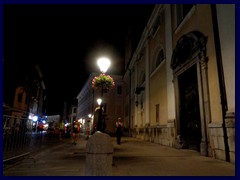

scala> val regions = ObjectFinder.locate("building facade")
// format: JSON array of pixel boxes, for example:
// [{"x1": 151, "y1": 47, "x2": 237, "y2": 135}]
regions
[
  {"x1": 76, "y1": 72, "x2": 125, "y2": 135},
  {"x1": 123, "y1": 4, "x2": 235, "y2": 163},
  {"x1": 3, "y1": 63, "x2": 47, "y2": 130}
]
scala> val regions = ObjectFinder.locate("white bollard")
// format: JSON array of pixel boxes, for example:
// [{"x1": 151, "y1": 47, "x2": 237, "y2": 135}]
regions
[{"x1": 85, "y1": 131, "x2": 113, "y2": 176}]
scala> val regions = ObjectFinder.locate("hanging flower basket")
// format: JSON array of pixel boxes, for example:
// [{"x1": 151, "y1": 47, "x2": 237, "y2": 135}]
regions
[{"x1": 92, "y1": 73, "x2": 115, "y2": 90}]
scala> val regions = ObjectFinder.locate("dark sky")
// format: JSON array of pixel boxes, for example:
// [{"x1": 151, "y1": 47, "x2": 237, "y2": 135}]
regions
[{"x1": 4, "y1": 4, "x2": 155, "y2": 115}]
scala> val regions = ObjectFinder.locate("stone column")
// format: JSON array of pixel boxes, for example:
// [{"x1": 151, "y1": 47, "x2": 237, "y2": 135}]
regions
[
  {"x1": 165, "y1": 4, "x2": 176, "y2": 121},
  {"x1": 145, "y1": 39, "x2": 150, "y2": 125},
  {"x1": 198, "y1": 50, "x2": 210, "y2": 156}
]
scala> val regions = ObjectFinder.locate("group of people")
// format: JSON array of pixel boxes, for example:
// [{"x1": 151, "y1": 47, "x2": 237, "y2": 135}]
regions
[
  {"x1": 53, "y1": 117, "x2": 124, "y2": 145},
  {"x1": 62, "y1": 120, "x2": 81, "y2": 145},
  {"x1": 46, "y1": 119, "x2": 81, "y2": 145}
]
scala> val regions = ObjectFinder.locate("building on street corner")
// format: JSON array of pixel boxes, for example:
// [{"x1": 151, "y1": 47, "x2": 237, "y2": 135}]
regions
[{"x1": 123, "y1": 4, "x2": 235, "y2": 163}]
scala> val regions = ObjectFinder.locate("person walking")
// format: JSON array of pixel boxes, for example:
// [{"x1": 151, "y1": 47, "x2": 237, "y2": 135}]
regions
[
  {"x1": 72, "y1": 120, "x2": 80, "y2": 145},
  {"x1": 59, "y1": 119, "x2": 65, "y2": 141},
  {"x1": 116, "y1": 117, "x2": 124, "y2": 145}
]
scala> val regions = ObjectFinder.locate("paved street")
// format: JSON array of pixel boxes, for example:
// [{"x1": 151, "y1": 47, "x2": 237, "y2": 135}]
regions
[{"x1": 3, "y1": 134, "x2": 235, "y2": 176}]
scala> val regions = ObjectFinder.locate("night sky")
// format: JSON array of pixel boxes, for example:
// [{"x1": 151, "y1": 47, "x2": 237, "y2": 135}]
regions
[{"x1": 3, "y1": 4, "x2": 155, "y2": 115}]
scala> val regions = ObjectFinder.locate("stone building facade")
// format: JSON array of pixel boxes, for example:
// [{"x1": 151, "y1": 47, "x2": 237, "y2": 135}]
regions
[{"x1": 123, "y1": 4, "x2": 235, "y2": 163}]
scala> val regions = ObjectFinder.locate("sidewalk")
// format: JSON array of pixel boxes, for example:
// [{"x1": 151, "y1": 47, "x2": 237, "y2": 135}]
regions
[{"x1": 3, "y1": 134, "x2": 235, "y2": 176}]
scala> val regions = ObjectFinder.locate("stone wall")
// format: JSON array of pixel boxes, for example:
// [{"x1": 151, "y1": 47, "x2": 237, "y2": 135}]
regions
[
  {"x1": 225, "y1": 112, "x2": 235, "y2": 164},
  {"x1": 208, "y1": 112, "x2": 235, "y2": 164},
  {"x1": 132, "y1": 120, "x2": 176, "y2": 147},
  {"x1": 132, "y1": 117, "x2": 235, "y2": 164}
]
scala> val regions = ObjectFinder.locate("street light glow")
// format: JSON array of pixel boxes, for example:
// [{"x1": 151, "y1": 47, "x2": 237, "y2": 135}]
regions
[
  {"x1": 97, "y1": 98, "x2": 102, "y2": 106},
  {"x1": 97, "y1": 57, "x2": 110, "y2": 73}
]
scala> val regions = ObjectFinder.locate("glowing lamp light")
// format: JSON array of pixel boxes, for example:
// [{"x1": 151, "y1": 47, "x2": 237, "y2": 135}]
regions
[
  {"x1": 97, "y1": 98, "x2": 102, "y2": 106},
  {"x1": 97, "y1": 57, "x2": 110, "y2": 73}
]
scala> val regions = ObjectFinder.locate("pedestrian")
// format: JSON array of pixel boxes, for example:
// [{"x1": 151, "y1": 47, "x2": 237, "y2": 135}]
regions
[
  {"x1": 54, "y1": 127, "x2": 59, "y2": 139},
  {"x1": 116, "y1": 117, "x2": 124, "y2": 145},
  {"x1": 38, "y1": 121, "x2": 44, "y2": 132},
  {"x1": 72, "y1": 120, "x2": 80, "y2": 145},
  {"x1": 65, "y1": 125, "x2": 71, "y2": 138},
  {"x1": 59, "y1": 119, "x2": 65, "y2": 140}
]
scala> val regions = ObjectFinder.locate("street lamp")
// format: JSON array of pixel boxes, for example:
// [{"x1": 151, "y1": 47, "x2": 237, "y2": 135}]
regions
[
  {"x1": 87, "y1": 114, "x2": 92, "y2": 139},
  {"x1": 96, "y1": 57, "x2": 110, "y2": 132},
  {"x1": 97, "y1": 57, "x2": 110, "y2": 73},
  {"x1": 88, "y1": 114, "x2": 92, "y2": 122},
  {"x1": 97, "y1": 98, "x2": 102, "y2": 106}
]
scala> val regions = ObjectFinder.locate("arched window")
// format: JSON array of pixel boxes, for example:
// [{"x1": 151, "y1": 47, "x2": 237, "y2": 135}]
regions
[
  {"x1": 152, "y1": 47, "x2": 165, "y2": 73},
  {"x1": 156, "y1": 49, "x2": 164, "y2": 67}
]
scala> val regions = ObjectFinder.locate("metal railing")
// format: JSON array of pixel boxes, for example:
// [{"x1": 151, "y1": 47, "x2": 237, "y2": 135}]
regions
[
  {"x1": 3, "y1": 115, "x2": 61, "y2": 162},
  {"x1": 3, "y1": 115, "x2": 35, "y2": 161}
]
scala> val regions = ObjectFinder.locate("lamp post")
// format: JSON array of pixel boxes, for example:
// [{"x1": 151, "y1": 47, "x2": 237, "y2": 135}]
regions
[
  {"x1": 97, "y1": 98, "x2": 103, "y2": 131},
  {"x1": 96, "y1": 57, "x2": 110, "y2": 132},
  {"x1": 87, "y1": 114, "x2": 92, "y2": 138}
]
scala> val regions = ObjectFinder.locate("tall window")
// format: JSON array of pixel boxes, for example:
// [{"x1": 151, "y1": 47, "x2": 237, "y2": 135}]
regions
[
  {"x1": 156, "y1": 104, "x2": 159, "y2": 123},
  {"x1": 140, "y1": 95, "x2": 144, "y2": 109},
  {"x1": 176, "y1": 4, "x2": 194, "y2": 25},
  {"x1": 152, "y1": 48, "x2": 165, "y2": 73},
  {"x1": 142, "y1": 73, "x2": 145, "y2": 84},
  {"x1": 156, "y1": 49, "x2": 164, "y2": 67}
]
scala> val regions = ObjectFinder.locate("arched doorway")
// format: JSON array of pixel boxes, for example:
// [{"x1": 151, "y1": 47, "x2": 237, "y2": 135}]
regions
[{"x1": 171, "y1": 31, "x2": 210, "y2": 156}]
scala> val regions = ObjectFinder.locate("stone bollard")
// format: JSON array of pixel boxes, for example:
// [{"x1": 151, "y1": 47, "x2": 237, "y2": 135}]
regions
[{"x1": 85, "y1": 131, "x2": 113, "y2": 176}]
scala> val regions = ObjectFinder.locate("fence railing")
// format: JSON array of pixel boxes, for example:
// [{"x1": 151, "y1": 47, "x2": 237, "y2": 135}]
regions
[
  {"x1": 3, "y1": 115, "x2": 34, "y2": 161},
  {"x1": 3, "y1": 115, "x2": 62, "y2": 162}
]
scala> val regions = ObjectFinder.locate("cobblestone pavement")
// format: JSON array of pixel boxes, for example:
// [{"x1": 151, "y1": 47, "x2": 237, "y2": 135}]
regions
[{"x1": 3, "y1": 134, "x2": 235, "y2": 176}]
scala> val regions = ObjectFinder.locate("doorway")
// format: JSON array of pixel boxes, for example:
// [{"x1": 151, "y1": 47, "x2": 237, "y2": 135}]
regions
[{"x1": 178, "y1": 65, "x2": 201, "y2": 151}]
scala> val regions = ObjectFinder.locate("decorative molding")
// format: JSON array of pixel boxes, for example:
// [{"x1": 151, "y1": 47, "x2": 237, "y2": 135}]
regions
[{"x1": 171, "y1": 31, "x2": 207, "y2": 70}]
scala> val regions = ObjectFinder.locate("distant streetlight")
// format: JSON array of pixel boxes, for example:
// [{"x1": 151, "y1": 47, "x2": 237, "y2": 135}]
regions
[{"x1": 97, "y1": 98, "x2": 102, "y2": 106}]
